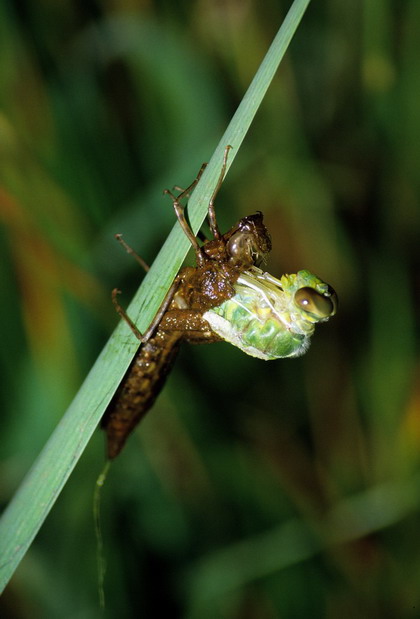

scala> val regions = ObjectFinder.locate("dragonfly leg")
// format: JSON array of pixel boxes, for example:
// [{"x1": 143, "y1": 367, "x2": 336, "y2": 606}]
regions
[
  {"x1": 168, "y1": 196, "x2": 204, "y2": 264},
  {"x1": 112, "y1": 288, "x2": 144, "y2": 340},
  {"x1": 142, "y1": 277, "x2": 183, "y2": 340},
  {"x1": 207, "y1": 145, "x2": 232, "y2": 241},
  {"x1": 164, "y1": 162, "x2": 207, "y2": 205},
  {"x1": 112, "y1": 277, "x2": 182, "y2": 343},
  {"x1": 115, "y1": 233, "x2": 149, "y2": 272},
  {"x1": 173, "y1": 162, "x2": 207, "y2": 202},
  {"x1": 164, "y1": 164, "x2": 208, "y2": 266}
]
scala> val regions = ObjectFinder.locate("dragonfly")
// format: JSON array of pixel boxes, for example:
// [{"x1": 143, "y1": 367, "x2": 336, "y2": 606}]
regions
[{"x1": 102, "y1": 147, "x2": 337, "y2": 459}]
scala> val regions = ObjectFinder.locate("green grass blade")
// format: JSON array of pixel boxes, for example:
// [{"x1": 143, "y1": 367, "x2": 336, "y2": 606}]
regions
[{"x1": 0, "y1": 0, "x2": 311, "y2": 593}]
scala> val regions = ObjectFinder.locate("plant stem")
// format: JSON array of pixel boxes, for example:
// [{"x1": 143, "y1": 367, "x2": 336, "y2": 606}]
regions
[{"x1": 0, "y1": 0, "x2": 311, "y2": 593}]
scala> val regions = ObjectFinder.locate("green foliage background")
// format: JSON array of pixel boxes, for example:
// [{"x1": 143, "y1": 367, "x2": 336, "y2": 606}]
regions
[{"x1": 0, "y1": 1, "x2": 419, "y2": 617}]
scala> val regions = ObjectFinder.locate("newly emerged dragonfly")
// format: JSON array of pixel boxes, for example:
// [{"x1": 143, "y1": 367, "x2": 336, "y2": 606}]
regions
[{"x1": 102, "y1": 147, "x2": 337, "y2": 459}]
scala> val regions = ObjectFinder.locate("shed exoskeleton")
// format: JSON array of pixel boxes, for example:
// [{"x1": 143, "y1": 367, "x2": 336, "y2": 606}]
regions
[{"x1": 102, "y1": 147, "x2": 336, "y2": 459}]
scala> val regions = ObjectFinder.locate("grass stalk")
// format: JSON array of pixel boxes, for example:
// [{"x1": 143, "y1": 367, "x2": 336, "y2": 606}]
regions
[{"x1": 0, "y1": 0, "x2": 311, "y2": 592}]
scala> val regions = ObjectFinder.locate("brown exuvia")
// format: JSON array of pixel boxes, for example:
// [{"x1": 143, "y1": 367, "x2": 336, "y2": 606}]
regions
[{"x1": 101, "y1": 147, "x2": 272, "y2": 459}]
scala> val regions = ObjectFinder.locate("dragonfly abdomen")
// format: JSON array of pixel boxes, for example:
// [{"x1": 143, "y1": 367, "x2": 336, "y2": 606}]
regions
[{"x1": 102, "y1": 329, "x2": 182, "y2": 459}]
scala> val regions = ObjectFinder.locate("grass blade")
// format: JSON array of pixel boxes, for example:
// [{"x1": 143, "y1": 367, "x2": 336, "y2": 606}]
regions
[{"x1": 0, "y1": 0, "x2": 311, "y2": 592}]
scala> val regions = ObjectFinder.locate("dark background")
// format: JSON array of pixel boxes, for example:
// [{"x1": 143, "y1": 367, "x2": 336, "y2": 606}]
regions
[{"x1": 0, "y1": 1, "x2": 419, "y2": 617}]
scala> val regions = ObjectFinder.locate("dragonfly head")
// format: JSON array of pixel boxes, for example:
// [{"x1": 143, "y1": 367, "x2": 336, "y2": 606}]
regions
[
  {"x1": 226, "y1": 212, "x2": 272, "y2": 268},
  {"x1": 286, "y1": 270, "x2": 337, "y2": 323}
]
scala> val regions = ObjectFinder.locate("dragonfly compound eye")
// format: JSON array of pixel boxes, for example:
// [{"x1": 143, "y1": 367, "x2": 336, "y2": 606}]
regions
[{"x1": 294, "y1": 287, "x2": 336, "y2": 319}]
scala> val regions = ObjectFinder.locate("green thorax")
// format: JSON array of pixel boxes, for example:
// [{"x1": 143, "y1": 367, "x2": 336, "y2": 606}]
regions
[{"x1": 203, "y1": 267, "x2": 337, "y2": 360}]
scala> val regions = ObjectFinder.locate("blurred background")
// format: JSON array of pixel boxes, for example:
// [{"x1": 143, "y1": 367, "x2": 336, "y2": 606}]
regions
[{"x1": 0, "y1": 0, "x2": 419, "y2": 617}]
